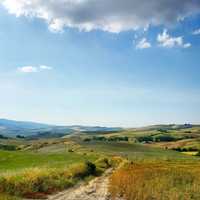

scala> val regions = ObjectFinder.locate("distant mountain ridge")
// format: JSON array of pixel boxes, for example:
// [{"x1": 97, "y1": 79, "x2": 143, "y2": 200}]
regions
[
  {"x1": 0, "y1": 118, "x2": 51, "y2": 129},
  {"x1": 0, "y1": 119, "x2": 122, "y2": 137}
]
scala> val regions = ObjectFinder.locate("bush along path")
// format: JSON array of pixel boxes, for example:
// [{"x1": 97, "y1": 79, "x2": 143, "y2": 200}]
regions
[
  {"x1": 47, "y1": 157, "x2": 124, "y2": 200},
  {"x1": 48, "y1": 167, "x2": 113, "y2": 200},
  {"x1": 0, "y1": 157, "x2": 115, "y2": 200}
]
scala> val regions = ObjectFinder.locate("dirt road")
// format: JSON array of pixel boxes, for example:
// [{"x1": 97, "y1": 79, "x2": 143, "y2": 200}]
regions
[{"x1": 48, "y1": 168, "x2": 113, "y2": 200}]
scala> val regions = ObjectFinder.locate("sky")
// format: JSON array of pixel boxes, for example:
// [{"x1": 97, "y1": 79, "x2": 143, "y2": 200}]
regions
[{"x1": 0, "y1": 0, "x2": 200, "y2": 127}]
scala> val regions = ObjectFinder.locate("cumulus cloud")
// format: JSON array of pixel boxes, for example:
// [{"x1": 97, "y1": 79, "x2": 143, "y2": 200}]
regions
[
  {"x1": 18, "y1": 66, "x2": 38, "y2": 73},
  {"x1": 136, "y1": 38, "x2": 151, "y2": 49},
  {"x1": 192, "y1": 29, "x2": 200, "y2": 35},
  {"x1": 18, "y1": 65, "x2": 52, "y2": 73},
  {"x1": 1, "y1": 0, "x2": 200, "y2": 33},
  {"x1": 157, "y1": 29, "x2": 191, "y2": 48}
]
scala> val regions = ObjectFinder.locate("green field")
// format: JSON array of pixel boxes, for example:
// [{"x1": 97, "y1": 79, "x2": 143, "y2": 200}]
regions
[
  {"x1": 1, "y1": 124, "x2": 200, "y2": 199},
  {"x1": 78, "y1": 140, "x2": 199, "y2": 161},
  {"x1": 0, "y1": 150, "x2": 97, "y2": 173},
  {"x1": 80, "y1": 124, "x2": 200, "y2": 153}
]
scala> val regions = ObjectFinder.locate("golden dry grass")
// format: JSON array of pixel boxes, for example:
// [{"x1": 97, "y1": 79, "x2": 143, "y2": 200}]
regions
[{"x1": 109, "y1": 162, "x2": 200, "y2": 200}]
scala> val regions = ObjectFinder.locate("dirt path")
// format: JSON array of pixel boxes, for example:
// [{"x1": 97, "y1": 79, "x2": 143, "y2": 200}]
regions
[{"x1": 48, "y1": 168, "x2": 113, "y2": 200}]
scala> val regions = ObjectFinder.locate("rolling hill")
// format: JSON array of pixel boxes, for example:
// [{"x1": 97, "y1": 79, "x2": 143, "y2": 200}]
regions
[{"x1": 0, "y1": 119, "x2": 122, "y2": 137}]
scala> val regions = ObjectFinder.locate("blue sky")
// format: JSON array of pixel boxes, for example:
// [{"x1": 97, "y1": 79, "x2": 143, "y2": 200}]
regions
[{"x1": 0, "y1": 1, "x2": 200, "y2": 127}]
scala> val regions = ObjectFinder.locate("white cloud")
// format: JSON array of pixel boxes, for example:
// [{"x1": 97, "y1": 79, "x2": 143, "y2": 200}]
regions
[
  {"x1": 183, "y1": 43, "x2": 191, "y2": 48},
  {"x1": 157, "y1": 29, "x2": 191, "y2": 48},
  {"x1": 18, "y1": 66, "x2": 38, "y2": 73},
  {"x1": 1, "y1": 0, "x2": 200, "y2": 33},
  {"x1": 18, "y1": 65, "x2": 52, "y2": 73},
  {"x1": 136, "y1": 38, "x2": 151, "y2": 49},
  {"x1": 39, "y1": 65, "x2": 52, "y2": 70},
  {"x1": 192, "y1": 29, "x2": 200, "y2": 35}
]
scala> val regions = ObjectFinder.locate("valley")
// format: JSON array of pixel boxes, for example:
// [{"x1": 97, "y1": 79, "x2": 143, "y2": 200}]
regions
[{"x1": 1, "y1": 120, "x2": 200, "y2": 199}]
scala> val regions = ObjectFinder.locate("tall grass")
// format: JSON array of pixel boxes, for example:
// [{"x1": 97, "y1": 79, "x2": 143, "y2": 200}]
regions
[
  {"x1": 109, "y1": 162, "x2": 200, "y2": 200},
  {"x1": 0, "y1": 158, "x2": 111, "y2": 199},
  {"x1": 0, "y1": 194, "x2": 20, "y2": 200}
]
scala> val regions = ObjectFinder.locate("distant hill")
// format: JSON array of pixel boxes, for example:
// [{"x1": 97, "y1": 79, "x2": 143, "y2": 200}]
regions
[
  {"x1": 0, "y1": 118, "x2": 51, "y2": 129},
  {"x1": 0, "y1": 119, "x2": 122, "y2": 138},
  {"x1": 134, "y1": 124, "x2": 196, "y2": 131},
  {"x1": 0, "y1": 119, "x2": 51, "y2": 136}
]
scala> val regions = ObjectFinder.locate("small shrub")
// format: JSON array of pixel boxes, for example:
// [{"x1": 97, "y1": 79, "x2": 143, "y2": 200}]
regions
[
  {"x1": 95, "y1": 158, "x2": 111, "y2": 169},
  {"x1": 158, "y1": 129, "x2": 168, "y2": 133},
  {"x1": 0, "y1": 135, "x2": 8, "y2": 139},
  {"x1": 83, "y1": 138, "x2": 91, "y2": 142},
  {"x1": 137, "y1": 136, "x2": 153, "y2": 143},
  {"x1": 85, "y1": 161, "x2": 96, "y2": 175},
  {"x1": 16, "y1": 135, "x2": 25, "y2": 139},
  {"x1": 0, "y1": 144, "x2": 16, "y2": 151},
  {"x1": 154, "y1": 135, "x2": 176, "y2": 142},
  {"x1": 196, "y1": 151, "x2": 200, "y2": 156}
]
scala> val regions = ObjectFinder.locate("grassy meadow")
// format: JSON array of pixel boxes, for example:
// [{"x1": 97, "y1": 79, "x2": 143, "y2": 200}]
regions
[
  {"x1": 1, "y1": 124, "x2": 200, "y2": 199},
  {"x1": 0, "y1": 138, "x2": 111, "y2": 199},
  {"x1": 78, "y1": 139, "x2": 200, "y2": 162},
  {"x1": 0, "y1": 150, "x2": 97, "y2": 172}
]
